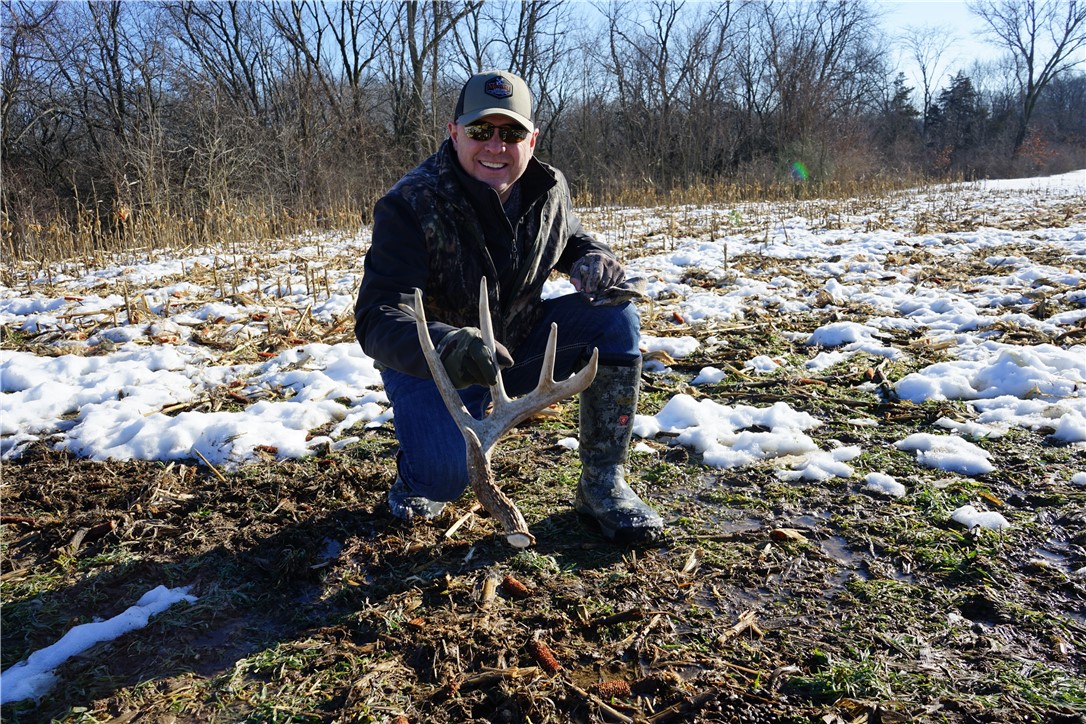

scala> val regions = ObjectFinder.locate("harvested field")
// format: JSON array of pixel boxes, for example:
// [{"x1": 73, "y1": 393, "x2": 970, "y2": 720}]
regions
[{"x1": 2, "y1": 173, "x2": 1085, "y2": 723}]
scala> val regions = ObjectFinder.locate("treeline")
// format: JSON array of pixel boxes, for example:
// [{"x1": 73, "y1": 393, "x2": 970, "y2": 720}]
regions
[{"x1": 3, "y1": 0, "x2": 1085, "y2": 260}]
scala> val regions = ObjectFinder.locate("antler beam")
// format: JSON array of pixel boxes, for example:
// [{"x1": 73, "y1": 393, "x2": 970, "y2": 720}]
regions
[{"x1": 411, "y1": 278, "x2": 598, "y2": 547}]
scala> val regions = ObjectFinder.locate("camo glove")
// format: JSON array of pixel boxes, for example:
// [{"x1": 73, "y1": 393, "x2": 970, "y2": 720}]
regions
[
  {"x1": 437, "y1": 327, "x2": 514, "y2": 389},
  {"x1": 570, "y1": 252, "x2": 625, "y2": 296}
]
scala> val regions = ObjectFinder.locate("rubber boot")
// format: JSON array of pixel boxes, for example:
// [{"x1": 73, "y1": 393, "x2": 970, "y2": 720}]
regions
[{"x1": 575, "y1": 359, "x2": 664, "y2": 543}]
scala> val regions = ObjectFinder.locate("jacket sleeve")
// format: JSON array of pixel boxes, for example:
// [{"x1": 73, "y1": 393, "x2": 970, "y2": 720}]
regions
[{"x1": 354, "y1": 194, "x2": 456, "y2": 378}]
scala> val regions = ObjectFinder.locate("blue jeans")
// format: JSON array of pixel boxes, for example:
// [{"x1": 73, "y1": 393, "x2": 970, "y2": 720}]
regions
[{"x1": 382, "y1": 294, "x2": 640, "y2": 502}]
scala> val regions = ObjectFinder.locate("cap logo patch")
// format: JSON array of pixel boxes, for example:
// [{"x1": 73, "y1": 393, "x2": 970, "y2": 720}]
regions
[{"x1": 485, "y1": 77, "x2": 513, "y2": 99}]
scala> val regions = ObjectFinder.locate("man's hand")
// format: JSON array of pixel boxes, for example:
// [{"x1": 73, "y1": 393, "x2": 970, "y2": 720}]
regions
[
  {"x1": 570, "y1": 252, "x2": 625, "y2": 296},
  {"x1": 437, "y1": 327, "x2": 514, "y2": 389}
]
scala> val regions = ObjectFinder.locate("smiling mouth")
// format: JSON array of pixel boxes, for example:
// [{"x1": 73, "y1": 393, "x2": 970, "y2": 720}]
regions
[{"x1": 480, "y1": 161, "x2": 506, "y2": 169}]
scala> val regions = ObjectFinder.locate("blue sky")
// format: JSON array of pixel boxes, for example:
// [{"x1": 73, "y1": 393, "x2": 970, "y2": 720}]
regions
[{"x1": 878, "y1": 0, "x2": 1008, "y2": 97}]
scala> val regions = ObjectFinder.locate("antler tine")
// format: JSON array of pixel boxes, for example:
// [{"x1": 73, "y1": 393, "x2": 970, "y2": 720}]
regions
[
  {"x1": 477, "y1": 277, "x2": 511, "y2": 405},
  {"x1": 538, "y1": 319, "x2": 599, "y2": 395},
  {"x1": 412, "y1": 288, "x2": 475, "y2": 431},
  {"x1": 476, "y1": 324, "x2": 598, "y2": 451}
]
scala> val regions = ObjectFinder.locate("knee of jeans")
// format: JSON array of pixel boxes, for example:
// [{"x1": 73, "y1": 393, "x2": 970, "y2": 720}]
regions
[
  {"x1": 403, "y1": 456, "x2": 470, "y2": 502},
  {"x1": 596, "y1": 303, "x2": 641, "y2": 363},
  {"x1": 616, "y1": 303, "x2": 641, "y2": 338}
]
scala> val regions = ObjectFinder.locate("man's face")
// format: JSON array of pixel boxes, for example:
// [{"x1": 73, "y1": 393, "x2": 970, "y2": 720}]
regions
[{"x1": 449, "y1": 114, "x2": 538, "y2": 202}]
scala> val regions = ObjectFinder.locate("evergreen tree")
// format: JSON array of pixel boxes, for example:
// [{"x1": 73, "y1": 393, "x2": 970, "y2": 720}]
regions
[
  {"x1": 928, "y1": 72, "x2": 988, "y2": 173},
  {"x1": 877, "y1": 73, "x2": 921, "y2": 149}
]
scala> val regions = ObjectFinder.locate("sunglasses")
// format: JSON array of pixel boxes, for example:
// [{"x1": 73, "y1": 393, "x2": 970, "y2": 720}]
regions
[{"x1": 463, "y1": 122, "x2": 530, "y2": 144}]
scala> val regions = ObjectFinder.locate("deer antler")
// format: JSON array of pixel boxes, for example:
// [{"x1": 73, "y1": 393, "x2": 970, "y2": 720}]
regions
[{"x1": 411, "y1": 278, "x2": 599, "y2": 548}]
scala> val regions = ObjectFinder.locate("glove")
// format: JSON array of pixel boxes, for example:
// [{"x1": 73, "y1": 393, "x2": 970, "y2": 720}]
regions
[
  {"x1": 437, "y1": 327, "x2": 514, "y2": 389},
  {"x1": 570, "y1": 253, "x2": 625, "y2": 296},
  {"x1": 588, "y1": 276, "x2": 648, "y2": 306}
]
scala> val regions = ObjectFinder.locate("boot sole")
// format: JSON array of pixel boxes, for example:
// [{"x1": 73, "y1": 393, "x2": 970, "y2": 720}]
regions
[{"x1": 575, "y1": 507, "x2": 664, "y2": 545}]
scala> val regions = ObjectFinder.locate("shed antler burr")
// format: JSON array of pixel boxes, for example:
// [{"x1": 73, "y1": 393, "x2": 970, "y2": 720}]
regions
[{"x1": 411, "y1": 278, "x2": 598, "y2": 548}]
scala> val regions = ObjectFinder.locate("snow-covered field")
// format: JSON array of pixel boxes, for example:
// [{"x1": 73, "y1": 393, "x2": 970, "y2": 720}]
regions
[{"x1": 2, "y1": 173, "x2": 1084, "y2": 482}]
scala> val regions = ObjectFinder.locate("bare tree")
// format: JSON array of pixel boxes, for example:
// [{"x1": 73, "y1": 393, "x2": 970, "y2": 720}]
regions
[
  {"x1": 2, "y1": 1, "x2": 59, "y2": 157},
  {"x1": 268, "y1": 1, "x2": 388, "y2": 124},
  {"x1": 380, "y1": 1, "x2": 479, "y2": 159},
  {"x1": 747, "y1": 0, "x2": 886, "y2": 177},
  {"x1": 170, "y1": 1, "x2": 280, "y2": 120},
  {"x1": 899, "y1": 24, "x2": 959, "y2": 136},
  {"x1": 2, "y1": 0, "x2": 63, "y2": 249},
  {"x1": 12, "y1": 1, "x2": 172, "y2": 230},
  {"x1": 1035, "y1": 69, "x2": 1086, "y2": 142},
  {"x1": 969, "y1": 0, "x2": 1086, "y2": 153},
  {"x1": 601, "y1": 0, "x2": 739, "y2": 187}
]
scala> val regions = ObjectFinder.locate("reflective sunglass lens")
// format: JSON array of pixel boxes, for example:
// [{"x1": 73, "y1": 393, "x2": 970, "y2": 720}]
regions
[
  {"x1": 465, "y1": 123, "x2": 528, "y2": 143},
  {"x1": 500, "y1": 127, "x2": 529, "y2": 143},
  {"x1": 465, "y1": 124, "x2": 493, "y2": 141}
]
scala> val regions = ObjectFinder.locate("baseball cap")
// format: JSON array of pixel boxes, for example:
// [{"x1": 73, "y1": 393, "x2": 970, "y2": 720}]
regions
[{"x1": 454, "y1": 71, "x2": 534, "y2": 133}]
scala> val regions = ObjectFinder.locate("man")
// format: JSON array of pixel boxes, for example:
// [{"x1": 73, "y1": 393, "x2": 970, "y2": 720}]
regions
[{"x1": 354, "y1": 70, "x2": 663, "y2": 544}]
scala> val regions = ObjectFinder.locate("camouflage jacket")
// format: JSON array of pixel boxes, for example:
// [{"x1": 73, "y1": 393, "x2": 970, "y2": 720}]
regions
[{"x1": 354, "y1": 140, "x2": 614, "y2": 379}]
